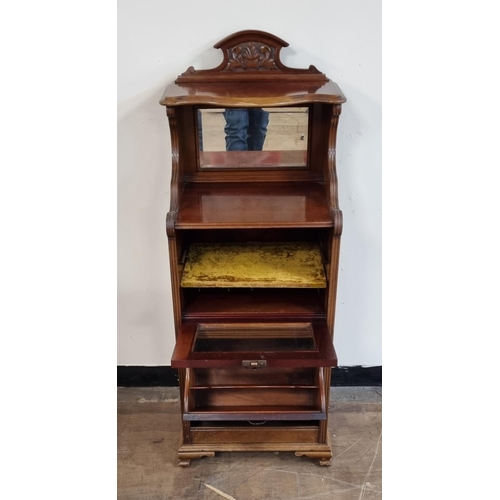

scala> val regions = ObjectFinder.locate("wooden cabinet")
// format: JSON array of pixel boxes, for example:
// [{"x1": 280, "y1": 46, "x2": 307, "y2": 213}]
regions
[{"x1": 160, "y1": 30, "x2": 346, "y2": 466}]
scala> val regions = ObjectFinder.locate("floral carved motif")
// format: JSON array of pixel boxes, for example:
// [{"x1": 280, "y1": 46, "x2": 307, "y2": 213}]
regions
[{"x1": 225, "y1": 42, "x2": 279, "y2": 71}]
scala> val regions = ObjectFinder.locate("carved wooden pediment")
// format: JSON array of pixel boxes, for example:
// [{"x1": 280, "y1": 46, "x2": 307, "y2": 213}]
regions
[{"x1": 176, "y1": 30, "x2": 327, "y2": 83}]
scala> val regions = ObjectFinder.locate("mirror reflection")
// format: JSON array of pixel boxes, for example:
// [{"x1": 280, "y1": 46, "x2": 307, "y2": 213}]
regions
[{"x1": 198, "y1": 107, "x2": 308, "y2": 169}]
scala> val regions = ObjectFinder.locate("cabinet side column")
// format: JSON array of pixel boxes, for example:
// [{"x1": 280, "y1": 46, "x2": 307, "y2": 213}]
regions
[
  {"x1": 318, "y1": 367, "x2": 331, "y2": 443},
  {"x1": 322, "y1": 104, "x2": 343, "y2": 464},
  {"x1": 166, "y1": 107, "x2": 182, "y2": 336},
  {"x1": 166, "y1": 106, "x2": 191, "y2": 464},
  {"x1": 326, "y1": 233, "x2": 342, "y2": 336},
  {"x1": 325, "y1": 104, "x2": 343, "y2": 335}
]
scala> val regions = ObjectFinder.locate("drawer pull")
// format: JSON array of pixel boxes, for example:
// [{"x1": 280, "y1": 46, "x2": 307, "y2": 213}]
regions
[{"x1": 242, "y1": 360, "x2": 267, "y2": 369}]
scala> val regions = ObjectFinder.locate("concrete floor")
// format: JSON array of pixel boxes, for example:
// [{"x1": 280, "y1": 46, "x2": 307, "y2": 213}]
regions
[{"x1": 118, "y1": 387, "x2": 382, "y2": 500}]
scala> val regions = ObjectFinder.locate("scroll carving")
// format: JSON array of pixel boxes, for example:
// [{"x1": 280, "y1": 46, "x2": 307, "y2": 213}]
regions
[
  {"x1": 325, "y1": 104, "x2": 343, "y2": 237},
  {"x1": 225, "y1": 42, "x2": 279, "y2": 71},
  {"x1": 166, "y1": 107, "x2": 179, "y2": 221}
]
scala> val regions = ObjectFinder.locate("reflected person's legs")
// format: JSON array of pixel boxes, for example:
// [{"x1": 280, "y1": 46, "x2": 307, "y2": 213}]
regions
[
  {"x1": 247, "y1": 108, "x2": 270, "y2": 150},
  {"x1": 223, "y1": 109, "x2": 249, "y2": 151}
]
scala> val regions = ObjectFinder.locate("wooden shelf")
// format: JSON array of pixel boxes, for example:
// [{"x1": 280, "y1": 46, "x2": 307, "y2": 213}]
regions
[
  {"x1": 183, "y1": 288, "x2": 325, "y2": 321},
  {"x1": 181, "y1": 242, "x2": 327, "y2": 288},
  {"x1": 176, "y1": 182, "x2": 334, "y2": 229},
  {"x1": 160, "y1": 80, "x2": 346, "y2": 107}
]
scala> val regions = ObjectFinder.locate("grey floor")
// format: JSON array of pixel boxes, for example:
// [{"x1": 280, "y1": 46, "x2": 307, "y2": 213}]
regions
[{"x1": 118, "y1": 387, "x2": 382, "y2": 500}]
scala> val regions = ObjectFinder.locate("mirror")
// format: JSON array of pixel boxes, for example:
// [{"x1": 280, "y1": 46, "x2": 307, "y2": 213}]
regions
[{"x1": 197, "y1": 107, "x2": 309, "y2": 169}]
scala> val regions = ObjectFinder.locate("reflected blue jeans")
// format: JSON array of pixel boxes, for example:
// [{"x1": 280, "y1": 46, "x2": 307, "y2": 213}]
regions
[{"x1": 223, "y1": 108, "x2": 270, "y2": 151}]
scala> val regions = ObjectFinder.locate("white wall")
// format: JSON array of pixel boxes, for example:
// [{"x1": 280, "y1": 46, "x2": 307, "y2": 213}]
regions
[{"x1": 117, "y1": 0, "x2": 381, "y2": 366}]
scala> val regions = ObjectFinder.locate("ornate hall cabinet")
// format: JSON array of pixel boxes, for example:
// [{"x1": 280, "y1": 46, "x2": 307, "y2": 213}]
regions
[{"x1": 160, "y1": 30, "x2": 346, "y2": 466}]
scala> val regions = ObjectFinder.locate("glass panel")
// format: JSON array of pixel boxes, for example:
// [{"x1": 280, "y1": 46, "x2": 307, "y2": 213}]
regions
[
  {"x1": 192, "y1": 323, "x2": 317, "y2": 353},
  {"x1": 198, "y1": 107, "x2": 308, "y2": 169}
]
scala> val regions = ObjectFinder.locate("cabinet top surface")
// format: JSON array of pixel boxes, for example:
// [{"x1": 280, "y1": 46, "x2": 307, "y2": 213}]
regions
[
  {"x1": 159, "y1": 30, "x2": 346, "y2": 107},
  {"x1": 160, "y1": 80, "x2": 346, "y2": 107}
]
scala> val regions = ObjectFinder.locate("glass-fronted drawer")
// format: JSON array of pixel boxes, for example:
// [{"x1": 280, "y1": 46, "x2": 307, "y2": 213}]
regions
[{"x1": 171, "y1": 321, "x2": 337, "y2": 369}]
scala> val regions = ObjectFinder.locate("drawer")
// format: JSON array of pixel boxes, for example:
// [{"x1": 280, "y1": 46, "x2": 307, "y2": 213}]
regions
[{"x1": 171, "y1": 321, "x2": 337, "y2": 369}]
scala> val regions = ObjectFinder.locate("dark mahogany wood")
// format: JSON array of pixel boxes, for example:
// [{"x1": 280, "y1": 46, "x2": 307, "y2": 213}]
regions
[
  {"x1": 176, "y1": 181, "x2": 334, "y2": 229},
  {"x1": 171, "y1": 321, "x2": 338, "y2": 369},
  {"x1": 175, "y1": 30, "x2": 327, "y2": 82},
  {"x1": 160, "y1": 30, "x2": 345, "y2": 467},
  {"x1": 193, "y1": 367, "x2": 316, "y2": 387},
  {"x1": 182, "y1": 288, "x2": 325, "y2": 321},
  {"x1": 160, "y1": 80, "x2": 346, "y2": 107},
  {"x1": 190, "y1": 425, "x2": 320, "y2": 445}
]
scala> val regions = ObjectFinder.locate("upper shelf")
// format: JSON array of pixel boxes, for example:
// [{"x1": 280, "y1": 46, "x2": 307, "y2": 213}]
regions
[
  {"x1": 160, "y1": 80, "x2": 346, "y2": 107},
  {"x1": 176, "y1": 182, "x2": 335, "y2": 229}
]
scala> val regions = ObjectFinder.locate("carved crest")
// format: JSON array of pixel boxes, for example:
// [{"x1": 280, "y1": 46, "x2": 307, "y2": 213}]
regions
[
  {"x1": 226, "y1": 42, "x2": 279, "y2": 71},
  {"x1": 176, "y1": 30, "x2": 327, "y2": 83}
]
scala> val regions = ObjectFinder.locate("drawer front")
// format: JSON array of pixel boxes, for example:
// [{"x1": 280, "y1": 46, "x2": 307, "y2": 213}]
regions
[
  {"x1": 191, "y1": 422, "x2": 320, "y2": 444},
  {"x1": 171, "y1": 321, "x2": 337, "y2": 368}
]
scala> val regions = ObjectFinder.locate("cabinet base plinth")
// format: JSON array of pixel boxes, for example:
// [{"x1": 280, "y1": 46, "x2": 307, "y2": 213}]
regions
[
  {"x1": 178, "y1": 451, "x2": 216, "y2": 467},
  {"x1": 294, "y1": 450, "x2": 332, "y2": 466},
  {"x1": 177, "y1": 433, "x2": 332, "y2": 467}
]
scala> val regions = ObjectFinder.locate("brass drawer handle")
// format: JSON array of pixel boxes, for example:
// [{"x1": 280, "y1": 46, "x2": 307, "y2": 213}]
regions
[{"x1": 242, "y1": 360, "x2": 267, "y2": 369}]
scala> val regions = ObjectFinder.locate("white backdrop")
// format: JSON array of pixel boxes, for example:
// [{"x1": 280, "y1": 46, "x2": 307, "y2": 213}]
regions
[{"x1": 117, "y1": 0, "x2": 381, "y2": 366}]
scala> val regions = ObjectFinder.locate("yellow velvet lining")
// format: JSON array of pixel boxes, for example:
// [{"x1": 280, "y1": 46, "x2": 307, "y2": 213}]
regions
[{"x1": 181, "y1": 242, "x2": 327, "y2": 288}]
